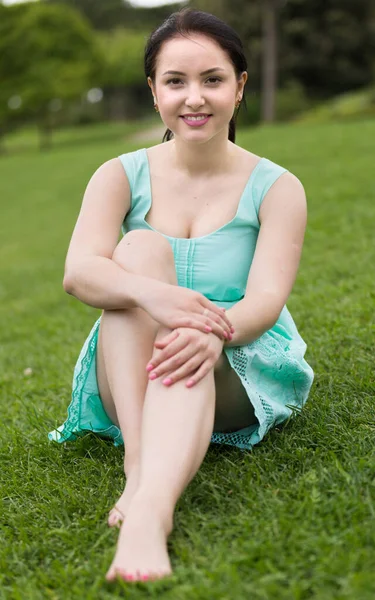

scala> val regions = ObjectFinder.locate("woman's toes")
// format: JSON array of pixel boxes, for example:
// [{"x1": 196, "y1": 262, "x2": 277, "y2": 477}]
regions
[
  {"x1": 117, "y1": 569, "x2": 137, "y2": 582},
  {"x1": 105, "y1": 565, "x2": 117, "y2": 582},
  {"x1": 108, "y1": 507, "x2": 124, "y2": 528}
]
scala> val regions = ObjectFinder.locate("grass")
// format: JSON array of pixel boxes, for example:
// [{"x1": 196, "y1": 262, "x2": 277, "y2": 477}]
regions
[
  {"x1": 1, "y1": 117, "x2": 161, "y2": 154},
  {"x1": 296, "y1": 86, "x2": 375, "y2": 124},
  {"x1": 0, "y1": 118, "x2": 374, "y2": 599}
]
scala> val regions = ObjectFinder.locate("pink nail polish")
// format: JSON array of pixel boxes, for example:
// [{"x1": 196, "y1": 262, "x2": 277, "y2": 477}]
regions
[
  {"x1": 146, "y1": 364, "x2": 154, "y2": 372},
  {"x1": 162, "y1": 377, "x2": 172, "y2": 385},
  {"x1": 149, "y1": 372, "x2": 157, "y2": 380},
  {"x1": 204, "y1": 325, "x2": 212, "y2": 332},
  {"x1": 223, "y1": 331, "x2": 228, "y2": 338},
  {"x1": 186, "y1": 380, "x2": 194, "y2": 387}
]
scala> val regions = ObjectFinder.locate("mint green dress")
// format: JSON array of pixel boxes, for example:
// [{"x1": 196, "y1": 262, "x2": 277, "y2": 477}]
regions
[{"x1": 49, "y1": 148, "x2": 314, "y2": 451}]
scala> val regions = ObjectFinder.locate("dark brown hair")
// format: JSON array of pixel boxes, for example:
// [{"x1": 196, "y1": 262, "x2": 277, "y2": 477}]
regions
[{"x1": 144, "y1": 7, "x2": 247, "y2": 143}]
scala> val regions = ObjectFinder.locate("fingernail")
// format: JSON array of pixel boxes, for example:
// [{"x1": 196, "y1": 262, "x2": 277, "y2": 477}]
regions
[
  {"x1": 231, "y1": 326, "x2": 235, "y2": 333},
  {"x1": 223, "y1": 331, "x2": 228, "y2": 338},
  {"x1": 162, "y1": 377, "x2": 172, "y2": 385},
  {"x1": 149, "y1": 372, "x2": 157, "y2": 380},
  {"x1": 186, "y1": 380, "x2": 195, "y2": 387},
  {"x1": 205, "y1": 325, "x2": 212, "y2": 332},
  {"x1": 146, "y1": 364, "x2": 154, "y2": 372}
]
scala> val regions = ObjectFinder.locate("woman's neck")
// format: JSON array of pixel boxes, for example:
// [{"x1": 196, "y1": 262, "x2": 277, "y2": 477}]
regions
[{"x1": 169, "y1": 133, "x2": 237, "y2": 178}]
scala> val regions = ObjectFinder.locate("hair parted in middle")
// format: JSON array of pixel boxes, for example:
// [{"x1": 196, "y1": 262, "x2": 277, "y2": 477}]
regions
[{"x1": 144, "y1": 7, "x2": 248, "y2": 144}]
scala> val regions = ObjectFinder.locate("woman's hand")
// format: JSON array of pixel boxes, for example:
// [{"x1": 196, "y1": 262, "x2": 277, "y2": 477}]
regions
[
  {"x1": 137, "y1": 278, "x2": 234, "y2": 341},
  {"x1": 146, "y1": 327, "x2": 225, "y2": 388}
]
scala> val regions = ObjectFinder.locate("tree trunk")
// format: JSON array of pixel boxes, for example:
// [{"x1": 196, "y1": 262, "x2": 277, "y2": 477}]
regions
[
  {"x1": 261, "y1": 0, "x2": 278, "y2": 123},
  {"x1": 38, "y1": 114, "x2": 53, "y2": 151}
]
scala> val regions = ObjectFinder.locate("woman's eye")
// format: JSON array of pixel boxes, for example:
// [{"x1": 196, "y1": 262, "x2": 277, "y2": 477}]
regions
[{"x1": 166, "y1": 77, "x2": 222, "y2": 86}]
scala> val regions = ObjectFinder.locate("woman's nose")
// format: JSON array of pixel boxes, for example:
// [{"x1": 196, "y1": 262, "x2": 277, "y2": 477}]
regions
[{"x1": 185, "y1": 85, "x2": 205, "y2": 109}]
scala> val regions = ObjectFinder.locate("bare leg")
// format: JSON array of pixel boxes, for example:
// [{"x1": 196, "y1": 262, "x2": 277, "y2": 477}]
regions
[
  {"x1": 97, "y1": 230, "x2": 258, "y2": 581},
  {"x1": 106, "y1": 323, "x2": 216, "y2": 582},
  {"x1": 105, "y1": 350, "x2": 257, "y2": 582},
  {"x1": 96, "y1": 230, "x2": 178, "y2": 526}
]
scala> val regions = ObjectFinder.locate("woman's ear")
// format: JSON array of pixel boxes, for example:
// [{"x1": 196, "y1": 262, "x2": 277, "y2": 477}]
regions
[
  {"x1": 147, "y1": 77, "x2": 155, "y2": 93},
  {"x1": 147, "y1": 77, "x2": 157, "y2": 104},
  {"x1": 238, "y1": 71, "x2": 247, "y2": 94}
]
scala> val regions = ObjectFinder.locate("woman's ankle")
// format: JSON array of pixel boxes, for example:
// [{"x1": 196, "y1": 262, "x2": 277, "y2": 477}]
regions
[
  {"x1": 129, "y1": 488, "x2": 175, "y2": 535},
  {"x1": 124, "y1": 457, "x2": 141, "y2": 479}
]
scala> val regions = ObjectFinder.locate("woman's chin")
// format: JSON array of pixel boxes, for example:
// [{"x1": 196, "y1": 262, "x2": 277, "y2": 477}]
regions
[{"x1": 174, "y1": 128, "x2": 228, "y2": 146}]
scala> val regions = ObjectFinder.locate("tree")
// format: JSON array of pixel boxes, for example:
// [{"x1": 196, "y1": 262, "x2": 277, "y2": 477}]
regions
[
  {"x1": 43, "y1": 0, "x2": 187, "y2": 31},
  {"x1": 0, "y1": 2, "x2": 102, "y2": 149},
  {"x1": 280, "y1": 0, "x2": 375, "y2": 97},
  {"x1": 0, "y1": 3, "x2": 28, "y2": 149},
  {"x1": 261, "y1": 0, "x2": 286, "y2": 122},
  {"x1": 97, "y1": 28, "x2": 149, "y2": 120},
  {"x1": 191, "y1": 0, "x2": 375, "y2": 118}
]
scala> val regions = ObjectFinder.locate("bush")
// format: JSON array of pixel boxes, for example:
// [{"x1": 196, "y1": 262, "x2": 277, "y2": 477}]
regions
[
  {"x1": 235, "y1": 81, "x2": 313, "y2": 127},
  {"x1": 296, "y1": 86, "x2": 375, "y2": 124}
]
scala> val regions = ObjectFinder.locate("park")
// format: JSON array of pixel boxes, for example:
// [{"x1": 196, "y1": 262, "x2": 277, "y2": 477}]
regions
[{"x1": 1, "y1": 0, "x2": 375, "y2": 598}]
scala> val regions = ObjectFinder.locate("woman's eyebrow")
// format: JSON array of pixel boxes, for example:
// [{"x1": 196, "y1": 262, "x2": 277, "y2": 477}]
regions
[{"x1": 162, "y1": 67, "x2": 226, "y2": 76}]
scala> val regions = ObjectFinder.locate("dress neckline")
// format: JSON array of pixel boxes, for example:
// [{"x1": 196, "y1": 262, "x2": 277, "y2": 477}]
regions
[{"x1": 141, "y1": 147, "x2": 265, "y2": 242}]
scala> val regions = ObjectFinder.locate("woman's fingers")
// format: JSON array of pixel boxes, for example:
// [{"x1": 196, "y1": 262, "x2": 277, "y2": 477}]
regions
[
  {"x1": 148, "y1": 346, "x2": 196, "y2": 379},
  {"x1": 147, "y1": 336, "x2": 188, "y2": 372},
  {"x1": 206, "y1": 314, "x2": 233, "y2": 340},
  {"x1": 202, "y1": 302, "x2": 234, "y2": 336},
  {"x1": 154, "y1": 330, "x2": 179, "y2": 349},
  {"x1": 176, "y1": 317, "x2": 227, "y2": 339},
  {"x1": 185, "y1": 359, "x2": 212, "y2": 387},
  {"x1": 159, "y1": 354, "x2": 205, "y2": 386}
]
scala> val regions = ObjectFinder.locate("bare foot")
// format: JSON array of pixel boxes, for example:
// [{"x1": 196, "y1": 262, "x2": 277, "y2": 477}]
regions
[
  {"x1": 108, "y1": 468, "x2": 140, "y2": 527},
  {"x1": 106, "y1": 494, "x2": 173, "y2": 582}
]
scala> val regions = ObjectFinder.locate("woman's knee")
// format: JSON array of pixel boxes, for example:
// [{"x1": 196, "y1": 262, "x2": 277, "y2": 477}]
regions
[{"x1": 112, "y1": 230, "x2": 177, "y2": 283}]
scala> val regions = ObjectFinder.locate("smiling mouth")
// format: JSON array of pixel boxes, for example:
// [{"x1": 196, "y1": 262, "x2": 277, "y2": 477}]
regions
[{"x1": 180, "y1": 114, "x2": 212, "y2": 121}]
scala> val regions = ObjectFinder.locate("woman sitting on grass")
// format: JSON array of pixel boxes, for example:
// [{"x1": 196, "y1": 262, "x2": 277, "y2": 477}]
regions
[{"x1": 49, "y1": 7, "x2": 314, "y2": 583}]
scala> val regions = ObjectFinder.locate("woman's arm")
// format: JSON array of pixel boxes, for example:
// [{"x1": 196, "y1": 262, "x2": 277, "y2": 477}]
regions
[
  {"x1": 63, "y1": 158, "x2": 151, "y2": 310},
  {"x1": 225, "y1": 172, "x2": 307, "y2": 347},
  {"x1": 63, "y1": 158, "x2": 234, "y2": 337}
]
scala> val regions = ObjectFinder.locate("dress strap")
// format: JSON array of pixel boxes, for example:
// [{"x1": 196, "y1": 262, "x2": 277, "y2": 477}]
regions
[
  {"x1": 118, "y1": 148, "x2": 146, "y2": 211},
  {"x1": 251, "y1": 158, "x2": 288, "y2": 217}
]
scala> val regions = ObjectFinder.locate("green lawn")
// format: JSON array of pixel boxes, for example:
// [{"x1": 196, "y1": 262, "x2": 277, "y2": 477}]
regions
[{"x1": 0, "y1": 119, "x2": 374, "y2": 600}]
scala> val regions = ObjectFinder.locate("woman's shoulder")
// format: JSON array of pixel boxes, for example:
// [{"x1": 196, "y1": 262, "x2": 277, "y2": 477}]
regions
[
  {"x1": 235, "y1": 144, "x2": 288, "y2": 174},
  {"x1": 89, "y1": 157, "x2": 131, "y2": 187},
  {"x1": 239, "y1": 146, "x2": 303, "y2": 192}
]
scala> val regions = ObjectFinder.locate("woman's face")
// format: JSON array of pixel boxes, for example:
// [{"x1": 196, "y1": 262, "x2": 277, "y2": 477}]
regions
[{"x1": 148, "y1": 33, "x2": 247, "y2": 143}]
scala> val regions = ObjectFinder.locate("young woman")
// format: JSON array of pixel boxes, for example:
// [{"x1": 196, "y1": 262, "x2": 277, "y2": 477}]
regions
[{"x1": 49, "y1": 7, "x2": 314, "y2": 583}]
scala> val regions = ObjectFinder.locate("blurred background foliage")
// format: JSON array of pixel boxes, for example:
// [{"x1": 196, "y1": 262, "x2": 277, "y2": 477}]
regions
[{"x1": 1, "y1": 0, "x2": 375, "y2": 150}]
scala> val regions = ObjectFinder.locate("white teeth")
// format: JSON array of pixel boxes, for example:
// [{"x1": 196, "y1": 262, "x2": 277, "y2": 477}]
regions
[{"x1": 184, "y1": 115, "x2": 208, "y2": 121}]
